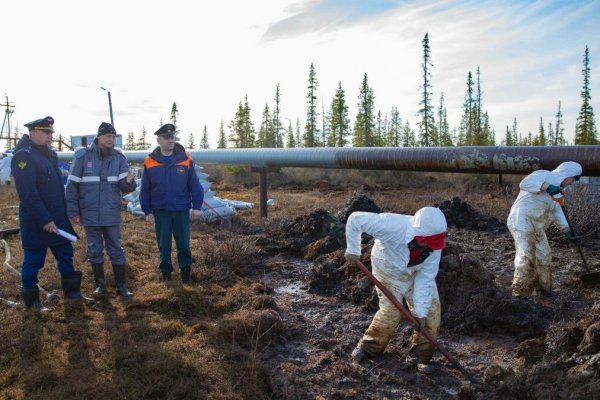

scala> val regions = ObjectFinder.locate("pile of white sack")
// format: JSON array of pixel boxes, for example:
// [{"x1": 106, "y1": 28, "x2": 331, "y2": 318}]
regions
[{"x1": 124, "y1": 164, "x2": 253, "y2": 223}]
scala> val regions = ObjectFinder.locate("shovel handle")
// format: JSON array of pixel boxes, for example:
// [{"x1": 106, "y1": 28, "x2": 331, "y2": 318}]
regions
[
  {"x1": 558, "y1": 203, "x2": 591, "y2": 273},
  {"x1": 354, "y1": 260, "x2": 477, "y2": 382}
]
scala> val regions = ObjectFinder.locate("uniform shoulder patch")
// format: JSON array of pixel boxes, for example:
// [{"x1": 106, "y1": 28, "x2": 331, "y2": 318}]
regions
[{"x1": 17, "y1": 160, "x2": 27, "y2": 170}]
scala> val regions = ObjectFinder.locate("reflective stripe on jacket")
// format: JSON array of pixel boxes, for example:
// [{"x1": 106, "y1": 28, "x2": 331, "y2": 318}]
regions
[
  {"x1": 139, "y1": 143, "x2": 204, "y2": 214},
  {"x1": 65, "y1": 142, "x2": 136, "y2": 226}
]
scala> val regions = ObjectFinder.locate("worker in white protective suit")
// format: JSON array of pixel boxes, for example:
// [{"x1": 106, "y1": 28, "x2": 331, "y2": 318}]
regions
[
  {"x1": 345, "y1": 207, "x2": 447, "y2": 364},
  {"x1": 507, "y1": 161, "x2": 583, "y2": 297}
]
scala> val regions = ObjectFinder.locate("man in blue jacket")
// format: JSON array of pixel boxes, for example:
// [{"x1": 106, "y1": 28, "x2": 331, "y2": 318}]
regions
[
  {"x1": 140, "y1": 124, "x2": 204, "y2": 283},
  {"x1": 11, "y1": 116, "x2": 92, "y2": 310},
  {"x1": 66, "y1": 122, "x2": 137, "y2": 297}
]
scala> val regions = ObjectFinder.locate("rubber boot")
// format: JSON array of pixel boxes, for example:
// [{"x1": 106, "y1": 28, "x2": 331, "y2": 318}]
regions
[
  {"x1": 91, "y1": 263, "x2": 106, "y2": 295},
  {"x1": 180, "y1": 267, "x2": 191, "y2": 284},
  {"x1": 22, "y1": 286, "x2": 49, "y2": 312},
  {"x1": 112, "y1": 264, "x2": 133, "y2": 297},
  {"x1": 61, "y1": 271, "x2": 94, "y2": 303}
]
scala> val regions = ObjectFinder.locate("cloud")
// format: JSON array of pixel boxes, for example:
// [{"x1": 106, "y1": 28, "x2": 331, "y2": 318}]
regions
[{"x1": 262, "y1": 0, "x2": 400, "y2": 40}]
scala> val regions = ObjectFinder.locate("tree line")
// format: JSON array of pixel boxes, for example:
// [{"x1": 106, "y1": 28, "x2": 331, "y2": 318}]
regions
[{"x1": 122, "y1": 35, "x2": 597, "y2": 150}]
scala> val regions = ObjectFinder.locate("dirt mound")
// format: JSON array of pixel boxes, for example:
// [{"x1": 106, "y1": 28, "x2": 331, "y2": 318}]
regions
[
  {"x1": 336, "y1": 192, "x2": 382, "y2": 223},
  {"x1": 436, "y1": 196, "x2": 507, "y2": 233},
  {"x1": 494, "y1": 300, "x2": 600, "y2": 398},
  {"x1": 437, "y1": 242, "x2": 551, "y2": 338}
]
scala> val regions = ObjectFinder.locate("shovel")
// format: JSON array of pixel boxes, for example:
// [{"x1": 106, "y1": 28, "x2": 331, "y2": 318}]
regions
[
  {"x1": 354, "y1": 260, "x2": 479, "y2": 383},
  {"x1": 556, "y1": 197, "x2": 600, "y2": 285}
]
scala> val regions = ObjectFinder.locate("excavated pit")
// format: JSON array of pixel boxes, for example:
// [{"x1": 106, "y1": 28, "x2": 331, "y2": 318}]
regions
[{"x1": 258, "y1": 192, "x2": 600, "y2": 398}]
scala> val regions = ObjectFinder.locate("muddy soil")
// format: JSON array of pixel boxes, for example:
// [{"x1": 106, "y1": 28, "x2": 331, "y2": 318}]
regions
[{"x1": 251, "y1": 192, "x2": 600, "y2": 399}]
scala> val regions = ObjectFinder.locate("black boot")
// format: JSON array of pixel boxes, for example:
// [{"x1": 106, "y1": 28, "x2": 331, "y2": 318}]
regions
[
  {"x1": 112, "y1": 264, "x2": 133, "y2": 297},
  {"x1": 180, "y1": 267, "x2": 191, "y2": 284},
  {"x1": 161, "y1": 271, "x2": 172, "y2": 282},
  {"x1": 22, "y1": 286, "x2": 48, "y2": 311},
  {"x1": 91, "y1": 263, "x2": 106, "y2": 295},
  {"x1": 61, "y1": 271, "x2": 94, "y2": 303}
]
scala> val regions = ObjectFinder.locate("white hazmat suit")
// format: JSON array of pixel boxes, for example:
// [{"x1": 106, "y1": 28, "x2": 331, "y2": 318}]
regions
[
  {"x1": 507, "y1": 161, "x2": 582, "y2": 296},
  {"x1": 345, "y1": 207, "x2": 447, "y2": 362}
]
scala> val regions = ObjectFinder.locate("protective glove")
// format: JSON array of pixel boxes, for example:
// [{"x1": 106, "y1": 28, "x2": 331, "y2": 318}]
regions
[
  {"x1": 564, "y1": 231, "x2": 582, "y2": 245},
  {"x1": 545, "y1": 184, "x2": 562, "y2": 196},
  {"x1": 345, "y1": 253, "x2": 360, "y2": 265},
  {"x1": 413, "y1": 317, "x2": 427, "y2": 333}
]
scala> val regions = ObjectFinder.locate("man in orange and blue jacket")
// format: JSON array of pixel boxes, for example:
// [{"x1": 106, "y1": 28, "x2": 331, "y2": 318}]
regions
[{"x1": 140, "y1": 123, "x2": 204, "y2": 283}]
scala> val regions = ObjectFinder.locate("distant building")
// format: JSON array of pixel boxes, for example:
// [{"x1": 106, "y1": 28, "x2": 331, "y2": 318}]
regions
[{"x1": 70, "y1": 134, "x2": 123, "y2": 148}]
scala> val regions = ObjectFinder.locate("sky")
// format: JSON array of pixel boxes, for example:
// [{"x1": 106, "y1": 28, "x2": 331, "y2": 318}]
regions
[{"x1": 1, "y1": 0, "x2": 599, "y2": 149}]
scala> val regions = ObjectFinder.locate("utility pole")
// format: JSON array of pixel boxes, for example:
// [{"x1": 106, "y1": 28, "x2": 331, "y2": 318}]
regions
[
  {"x1": 100, "y1": 87, "x2": 114, "y2": 127},
  {"x1": 0, "y1": 96, "x2": 16, "y2": 150}
]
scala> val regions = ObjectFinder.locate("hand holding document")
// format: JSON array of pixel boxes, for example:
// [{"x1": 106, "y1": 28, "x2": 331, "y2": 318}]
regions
[{"x1": 56, "y1": 228, "x2": 77, "y2": 242}]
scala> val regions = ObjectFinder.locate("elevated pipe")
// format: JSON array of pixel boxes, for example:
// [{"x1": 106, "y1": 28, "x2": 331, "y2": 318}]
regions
[
  {"x1": 57, "y1": 146, "x2": 600, "y2": 217},
  {"x1": 58, "y1": 146, "x2": 600, "y2": 176}
]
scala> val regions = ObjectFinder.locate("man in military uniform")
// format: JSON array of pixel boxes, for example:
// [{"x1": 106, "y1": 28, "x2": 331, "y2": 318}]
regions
[
  {"x1": 66, "y1": 122, "x2": 136, "y2": 297},
  {"x1": 11, "y1": 116, "x2": 92, "y2": 310},
  {"x1": 140, "y1": 124, "x2": 204, "y2": 283}
]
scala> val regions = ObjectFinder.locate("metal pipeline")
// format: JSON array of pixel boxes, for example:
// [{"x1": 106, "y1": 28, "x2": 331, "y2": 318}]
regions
[
  {"x1": 57, "y1": 146, "x2": 600, "y2": 218},
  {"x1": 58, "y1": 145, "x2": 600, "y2": 176}
]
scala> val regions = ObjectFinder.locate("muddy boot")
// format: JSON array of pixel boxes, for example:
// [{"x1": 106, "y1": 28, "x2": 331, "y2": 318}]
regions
[
  {"x1": 351, "y1": 346, "x2": 367, "y2": 363},
  {"x1": 161, "y1": 271, "x2": 172, "y2": 282},
  {"x1": 180, "y1": 267, "x2": 191, "y2": 284},
  {"x1": 91, "y1": 263, "x2": 106, "y2": 295},
  {"x1": 61, "y1": 271, "x2": 94, "y2": 304},
  {"x1": 22, "y1": 286, "x2": 49, "y2": 312},
  {"x1": 408, "y1": 343, "x2": 435, "y2": 364},
  {"x1": 112, "y1": 264, "x2": 133, "y2": 297}
]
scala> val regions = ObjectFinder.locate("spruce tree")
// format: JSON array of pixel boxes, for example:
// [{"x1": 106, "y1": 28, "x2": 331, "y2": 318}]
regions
[
  {"x1": 438, "y1": 93, "x2": 453, "y2": 146},
  {"x1": 512, "y1": 118, "x2": 519, "y2": 146},
  {"x1": 286, "y1": 121, "x2": 296, "y2": 148},
  {"x1": 474, "y1": 67, "x2": 483, "y2": 145},
  {"x1": 388, "y1": 107, "x2": 402, "y2": 147},
  {"x1": 217, "y1": 120, "x2": 227, "y2": 149},
  {"x1": 273, "y1": 84, "x2": 283, "y2": 148},
  {"x1": 126, "y1": 131, "x2": 135, "y2": 150},
  {"x1": 554, "y1": 101, "x2": 565, "y2": 145},
  {"x1": 575, "y1": 46, "x2": 598, "y2": 144},
  {"x1": 329, "y1": 82, "x2": 350, "y2": 147},
  {"x1": 460, "y1": 72, "x2": 475, "y2": 145},
  {"x1": 170, "y1": 102, "x2": 179, "y2": 132},
  {"x1": 295, "y1": 118, "x2": 302, "y2": 148},
  {"x1": 304, "y1": 63, "x2": 320, "y2": 147},
  {"x1": 136, "y1": 127, "x2": 148, "y2": 150},
  {"x1": 353, "y1": 73, "x2": 376, "y2": 147},
  {"x1": 401, "y1": 121, "x2": 417, "y2": 147},
  {"x1": 200, "y1": 126, "x2": 209, "y2": 149},
  {"x1": 228, "y1": 96, "x2": 255, "y2": 148},
  {"x1": 257, "y1": 103, "x2": 274, "y2": 147},
  {"x1": 504, "y1": 126, "x2": 513, "y2": 146},
  {"x1": 532, "y1": 117, "x2": 546, "y2": 146},
  {"x1": 187, "y1": 131, "x2": 196, "y2": 149},
  {"x1": 417, "y1": 33, "x2": 435, "y2": 146}
]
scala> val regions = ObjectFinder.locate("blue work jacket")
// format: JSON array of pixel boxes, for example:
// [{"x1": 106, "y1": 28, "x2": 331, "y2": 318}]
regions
[{"x1": 140, "y1": 143, "x2": 204, "y2": 215}]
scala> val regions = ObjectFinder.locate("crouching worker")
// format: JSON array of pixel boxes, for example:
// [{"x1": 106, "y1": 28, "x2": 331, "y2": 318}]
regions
[
  {"x1": 12, "y1": 116, "x2": 93, "y2": 310},
  {"x1": 66, "y1": 122, "x2": 137, "y2": 297},
  {"x1": 345, "y1": 207, "x2": 447, "y2": 364},
  {"x1": 507, "y1": 161, "x2": 582, "y2": 298}
]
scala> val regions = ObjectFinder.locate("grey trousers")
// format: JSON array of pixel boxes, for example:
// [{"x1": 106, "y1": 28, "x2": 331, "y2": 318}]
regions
[{"x1": 84, "y1": 225, "x2": 126, "y2": 265}]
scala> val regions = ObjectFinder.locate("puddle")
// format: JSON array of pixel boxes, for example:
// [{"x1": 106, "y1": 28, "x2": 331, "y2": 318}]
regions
[{"x1": 274, "y1": 281, "x2": 307, "y2": 295}]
